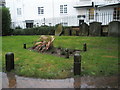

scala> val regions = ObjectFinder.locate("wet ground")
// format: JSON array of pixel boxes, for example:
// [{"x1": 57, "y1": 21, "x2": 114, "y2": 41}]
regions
[{"x1": 1, "y1": 72, "x2": 118, "y2": 88}]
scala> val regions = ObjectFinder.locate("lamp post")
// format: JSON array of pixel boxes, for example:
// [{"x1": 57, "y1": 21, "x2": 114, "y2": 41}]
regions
[
  {"x1": 95, "y1": 5, "x2": 98, "y2": 21},
  {"x1": 92, "y1": 2, "x2": 98, "y2": 22}
]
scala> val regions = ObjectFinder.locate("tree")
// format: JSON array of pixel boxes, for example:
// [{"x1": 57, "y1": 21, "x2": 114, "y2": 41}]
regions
[{"x1": 2, "y1": 7, "x2": 12, "y2": 35}]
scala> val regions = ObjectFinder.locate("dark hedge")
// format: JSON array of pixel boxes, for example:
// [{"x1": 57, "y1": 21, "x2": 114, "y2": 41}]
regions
[
  {"x1": 2, "y1": 7, "x2": 11, "y2": 36},
  {"x1": 12, "y1": 26, "x2": 55, "y2": 35}
]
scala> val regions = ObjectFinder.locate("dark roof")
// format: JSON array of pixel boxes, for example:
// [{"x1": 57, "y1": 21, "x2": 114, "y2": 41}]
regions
[{"x1": 73, "y1": 5, "x2": 93, "y2": 8}]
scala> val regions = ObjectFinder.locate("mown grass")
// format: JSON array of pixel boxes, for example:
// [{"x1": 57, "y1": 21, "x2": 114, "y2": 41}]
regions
[{"x1": 2, "y1": 36, "x2": 119, "y2": 79}]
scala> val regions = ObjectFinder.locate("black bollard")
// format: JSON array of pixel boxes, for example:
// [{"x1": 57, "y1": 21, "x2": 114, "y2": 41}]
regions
[
  {"x1": 69, "y1": 29, "x2": 72, "y2": 36},
  {"x1": 74, "y1": 53, "x2": 81, "y2": 75},
  {"x1": 24, "y1": 43, "x2": 26, "y2": 49},
  {"x1": 60, "y1": 48, "x2": 65, "y2": 55},
  {"x1": 65, "y1": 48, "x2": 69, "y2": 58},
  {"x1": 83, "y1": 43, "x2": 87, "y2": 51},
  {"x1": 5, "y1": 52, "x2": 14, "y2": 72},
  {"x1": 76, "y1": 31, "x2": 79, "y2": 36}
]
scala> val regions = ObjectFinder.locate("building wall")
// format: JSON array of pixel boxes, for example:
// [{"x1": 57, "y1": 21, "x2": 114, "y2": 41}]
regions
[
  {"x1": 6, "y1": 0, "x2": 79, "y2": 28},
  {"x1": 5, "y1": 0, "x2": 119, "y2": 28},
  {"x1": 97, "y1": 7, "x2": 114, "y2": 25}
]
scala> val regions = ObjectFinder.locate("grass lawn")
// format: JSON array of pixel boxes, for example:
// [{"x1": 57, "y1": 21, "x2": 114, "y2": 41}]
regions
[{"x1": 2, "y1": 36, "x2": 119, "y2": 79}]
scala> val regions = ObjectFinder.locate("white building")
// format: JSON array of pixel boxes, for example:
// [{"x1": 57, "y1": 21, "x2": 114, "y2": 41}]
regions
[
  {"x1": 5, "y1": 0, "x2": 120, "y2": 29},
  {"x1": 0, "y1": 0, "x2": 6, "y2": 7}
]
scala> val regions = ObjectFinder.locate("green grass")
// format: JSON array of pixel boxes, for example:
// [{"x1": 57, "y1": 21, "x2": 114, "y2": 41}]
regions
[{"x1": 2, "y1": 36, "x2": 119, "y2": 79}]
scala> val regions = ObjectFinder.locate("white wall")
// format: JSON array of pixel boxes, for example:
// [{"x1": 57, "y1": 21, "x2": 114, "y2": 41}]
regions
[
  {"x1": 97, "y1": 7, "x2": 114, "y2": 25},
  {"x1": 6, "y1": 0, "x2": 79, "y2": 28},
  {"x1": 5, "y1": 0, "x2": 119, "y2": 28}
]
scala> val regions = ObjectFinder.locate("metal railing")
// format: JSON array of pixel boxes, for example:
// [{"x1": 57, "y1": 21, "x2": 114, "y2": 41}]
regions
[{"x1": 12, "y1": 12, "x2": 120, "y2": 29}]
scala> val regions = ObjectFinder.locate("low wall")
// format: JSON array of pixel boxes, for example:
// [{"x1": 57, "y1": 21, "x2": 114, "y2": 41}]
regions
[{"x1": 63, "y1": 21, "x2": 120, "y2": 37}]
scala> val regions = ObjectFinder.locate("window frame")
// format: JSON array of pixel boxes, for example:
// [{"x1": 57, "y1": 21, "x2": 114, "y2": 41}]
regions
[
  {"x1": 38, "y1": 7, "x2": 44, "y2": 15},
  {"x1": 89, "y1": 8, "x2": 94, "y2": 20},
  {"x1": 17, "y1": 8, "x2": 22, "y2": 15},
  {"x1": 60, "y1": 4, "x2": 67, "y2": 14},
  {"x1": 113, "y1": 7, "x2": 120, "y2": 20},
  {"x1": 64, "y1": 5, "x2": 67, "y2": 13}
]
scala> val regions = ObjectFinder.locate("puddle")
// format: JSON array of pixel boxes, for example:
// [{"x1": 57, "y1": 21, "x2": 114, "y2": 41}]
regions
[{"x1": 2, "y1": 72, "x2": 118, "y2": 88}]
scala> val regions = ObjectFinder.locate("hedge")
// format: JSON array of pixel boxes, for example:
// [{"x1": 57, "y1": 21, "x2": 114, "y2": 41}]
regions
[
  {"x1": 12, "y1": 26, "x2": 55, "y2": 35},
  {"x1": 2, "y1": 7, "x2": 11, "y2": 36}
]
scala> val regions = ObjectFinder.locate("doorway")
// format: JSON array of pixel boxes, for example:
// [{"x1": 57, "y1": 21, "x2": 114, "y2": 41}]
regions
[{"x1": 26, "y1": 23, "x2": 33, "y2": 28}]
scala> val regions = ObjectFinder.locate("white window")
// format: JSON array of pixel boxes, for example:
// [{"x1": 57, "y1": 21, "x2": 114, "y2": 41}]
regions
[
  {"x1": 60, "y1": 5, "x2": 67, "y2": 14},
  {"x1": 38, "y1": 7, "x2": 44, "y2": 15},
  {"x1": 60, "y1": 5, "x2": 63, "y2": 13},
  {"x1": 17, "y1": 8, "x2": 21, "y2": 15},
  {"x1": 64, "y1": 5, "x2": 67, "y2": 13}
]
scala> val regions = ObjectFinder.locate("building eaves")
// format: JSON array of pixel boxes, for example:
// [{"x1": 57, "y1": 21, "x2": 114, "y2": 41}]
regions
[
  {"x1": 98, "y1": 3, "x2": 120, "y2": 8},
  {"x1": 73, "y1": 4, "x2": 93, "y2": 8},
  {"x1": 74, "y1": 2, "x2": 120, "y2": 8}
]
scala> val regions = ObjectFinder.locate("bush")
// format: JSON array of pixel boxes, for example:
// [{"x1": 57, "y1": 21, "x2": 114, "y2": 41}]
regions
[
  {"x1": 13, "y1": 26, "x2": 55, "y2": 35},
  {"x1": 15, "y1": 26, "x2": 22, "y2": 29},
  {"x1": 12, "y1": 29, "x2": 25, "y2": 35},
  {"x1": 2, "y1": 7, "x2": 11, "y2": 36}
]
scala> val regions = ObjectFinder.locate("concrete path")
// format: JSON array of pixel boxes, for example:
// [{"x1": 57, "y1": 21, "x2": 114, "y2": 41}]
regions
[{"x1": 1, "y1": 72, "x2": 118, "y2": 88}]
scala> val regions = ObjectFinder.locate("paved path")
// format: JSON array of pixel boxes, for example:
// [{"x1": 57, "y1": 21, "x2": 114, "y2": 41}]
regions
[{"x1": 1, "y1": 72, "x2": 118, "y2": 88}]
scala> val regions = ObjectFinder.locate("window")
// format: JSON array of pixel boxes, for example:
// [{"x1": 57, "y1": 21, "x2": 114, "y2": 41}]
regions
[
  {"x1": 64, "y1": 5, "x2": 67, "y2": 13},
  {"x1": 60, "y1": 5, "x2": 63, "y2": 13},
  {"x1": 61, "y1": 22, "x2": 68, "y2": 26},
  {"x1": 25, "y1": 20, "x2": 34, "y2": 28},
  {"x1": 38, "y1": 7, "x2": 44, "y2": 15},
  {"x1": 113, "y1": 8, "x2": 120, "y2": 20},
  {"x1": 0, "y1": 3, "x2": 5, "y2": 7},
  {"x1": 17, "y1": 8, "x2": 21, "y2": 15},
  {"x1": 89, "y1": 8, "x2": 94, "y2": 20},
  {"x1": 60, "y1": 5, "x2": 67, "y2": 14}
]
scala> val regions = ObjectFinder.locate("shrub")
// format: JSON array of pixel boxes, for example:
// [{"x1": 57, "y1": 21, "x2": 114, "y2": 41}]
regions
[
  {"x1": 13, "y1": 29, "x2": 25, "y2": 35},
  {"x1": 2, "y1": 7, "x2": 11, "y2": 36},
  {"x1": 15, "y1": 26, "x2": 22, "y2": 29},
  {"x1": 13, "y1": 26, "x2": 55, "y2": 35}
]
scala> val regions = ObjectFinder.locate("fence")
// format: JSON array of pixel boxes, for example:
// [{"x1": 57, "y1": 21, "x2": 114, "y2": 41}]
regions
[
  {"x1": 12, "y1": 12, "x2": 120, "y2": 29},
  {"x1": 34, "y1": 16, "x2": 78, "y2": 27},
  {"x1": 33, "y1": 12, "x2": 120, "y2": 26}
]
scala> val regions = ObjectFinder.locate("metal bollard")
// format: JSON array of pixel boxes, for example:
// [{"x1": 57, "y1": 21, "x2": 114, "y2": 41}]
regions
[
  {"x1": 23, "y1": 43, "x2": 26, "y2": 49},
  {"x1": 69, "y1": 29, "x2": 72, "y2": 36},
  {"x1": 5, "y1": 52, "x2": 14, "y2": 72},
  {"x1": 74, "y1": 53, "x2": 81, "y2": 75},
  {"x1": 83, "y1": 43, "x2": 87, "y2": 51},
  {"x1": 76, "y1": 31, "x2": 79, "y2": 36},
  {"x1": 65, "y1": 48, "x2": 69, "y2": 58}
]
